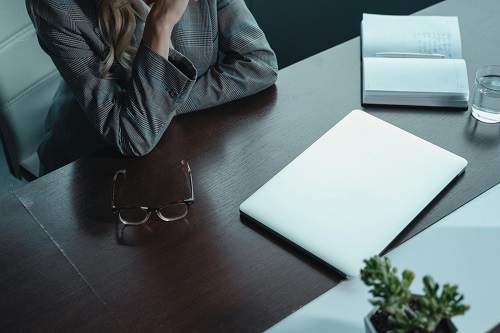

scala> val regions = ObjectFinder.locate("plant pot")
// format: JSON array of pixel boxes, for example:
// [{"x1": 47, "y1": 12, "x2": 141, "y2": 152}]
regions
[{"x1": 364, "y1": 306, "x2": 458, "y2": 333}]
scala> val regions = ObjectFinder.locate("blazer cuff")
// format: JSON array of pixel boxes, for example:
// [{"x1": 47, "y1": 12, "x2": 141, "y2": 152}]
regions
[{"x1": 134, "y1": 41, "x2": 197, "y2": 102}]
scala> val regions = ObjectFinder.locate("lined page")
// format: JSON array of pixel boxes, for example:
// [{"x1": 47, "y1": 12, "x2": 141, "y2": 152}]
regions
[
  {"x1": 362, "y1": 58, "x2": 469, "y2": 108},
  {"x1": 363, "y1": 58, "x2": 468, "y2": 94},
  {"x1": 361, "y1": 14, "x2": 462, "y2": 59}
]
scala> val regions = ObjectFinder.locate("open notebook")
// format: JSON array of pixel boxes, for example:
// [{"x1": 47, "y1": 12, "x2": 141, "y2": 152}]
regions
[
  {"x1": 240, "y1": 110, "x2": 467, "y2": 277},
  {"x1": 361, "y1": 14, "x2": 469, "y2": 108}
]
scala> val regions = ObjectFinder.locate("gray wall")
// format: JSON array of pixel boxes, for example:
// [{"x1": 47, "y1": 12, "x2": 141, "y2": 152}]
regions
[{"x1": 245, "y1": 0, "x2": 443, "y2": 69}]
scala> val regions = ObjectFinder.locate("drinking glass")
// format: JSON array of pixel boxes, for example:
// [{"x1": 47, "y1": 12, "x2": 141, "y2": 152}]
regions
[{"x1": 471, "y1": 65, "x2": 500, "y2": 123}]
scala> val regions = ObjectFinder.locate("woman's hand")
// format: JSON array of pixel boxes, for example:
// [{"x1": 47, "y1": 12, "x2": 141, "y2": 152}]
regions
[{"x1": 142, "y1": 0, "x2": 191, "y2": 59}]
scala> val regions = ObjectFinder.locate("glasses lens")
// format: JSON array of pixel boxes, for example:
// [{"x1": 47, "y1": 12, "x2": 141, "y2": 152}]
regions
[
  {"x1": 119, "y1": 208, "x2": 149, "y2": 224},
  {"x1": 158, "y1": 203, "x2": 188, "y2": 221}
]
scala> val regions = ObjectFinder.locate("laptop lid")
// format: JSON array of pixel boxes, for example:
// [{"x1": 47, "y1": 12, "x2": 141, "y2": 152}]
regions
[{"x1": 239, "y1": 110, "x2": 467, "y2": 278}]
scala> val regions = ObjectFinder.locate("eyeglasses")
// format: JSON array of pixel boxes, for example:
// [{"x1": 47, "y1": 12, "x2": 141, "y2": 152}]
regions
[{"x1": 111, "y1": 160, "x2": 194, "y2": 226}]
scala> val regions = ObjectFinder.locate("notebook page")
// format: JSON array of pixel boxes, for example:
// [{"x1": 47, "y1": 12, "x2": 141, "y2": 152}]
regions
[
  {"x1": 361, "y1": 14, "x2": 462, "y2": 59},
  {"x1": 363, "y1": 58, "x2": 469, "y2": 94}
]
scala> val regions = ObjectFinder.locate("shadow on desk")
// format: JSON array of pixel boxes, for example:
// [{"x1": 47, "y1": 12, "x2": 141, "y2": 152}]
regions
[
  {"x1": 464, "y1": 114, "x2": 500, "y2": 147},
  {"x1": 240, "y1": 213, "x2": 345, "y2": 282}
]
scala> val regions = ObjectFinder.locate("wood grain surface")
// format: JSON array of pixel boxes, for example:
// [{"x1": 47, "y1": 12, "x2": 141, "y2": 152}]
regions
[{"x1": 0, "y1": 193, "x2": 122, "y2": 331}]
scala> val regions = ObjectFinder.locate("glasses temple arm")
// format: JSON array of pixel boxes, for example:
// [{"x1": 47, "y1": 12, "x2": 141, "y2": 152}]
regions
[{"x1": 111, "y1": 169, "x2": 127, "y2": 210}]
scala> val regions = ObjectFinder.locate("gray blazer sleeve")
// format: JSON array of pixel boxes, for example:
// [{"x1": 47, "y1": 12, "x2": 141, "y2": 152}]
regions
[
  {"x1": 28, "y1": 0, "x2": 196, "y2": 157},
  {"x1": 177, "y1": 0, "x2": 279, "y2": 114}
]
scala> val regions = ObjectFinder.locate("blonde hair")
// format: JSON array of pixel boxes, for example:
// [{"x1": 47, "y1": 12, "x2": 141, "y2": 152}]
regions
[{"x1": 96, "y1": 0, "x2": 137, "y2": 77}]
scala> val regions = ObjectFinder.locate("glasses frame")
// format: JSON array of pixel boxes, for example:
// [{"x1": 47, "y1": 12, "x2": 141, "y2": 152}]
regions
[{"x1": 111, "y1": 160, "x2": 194, "y2": 226}]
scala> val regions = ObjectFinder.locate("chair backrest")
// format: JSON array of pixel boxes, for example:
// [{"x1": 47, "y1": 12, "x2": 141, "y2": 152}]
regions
[{"x1": 0, "y1": 1, "x2": 60, "y2": 179}]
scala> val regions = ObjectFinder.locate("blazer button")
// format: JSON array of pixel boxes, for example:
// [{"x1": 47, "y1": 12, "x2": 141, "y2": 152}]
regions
[{"x1": 169, "y1": 89, "x2": 179, "y2": 99}]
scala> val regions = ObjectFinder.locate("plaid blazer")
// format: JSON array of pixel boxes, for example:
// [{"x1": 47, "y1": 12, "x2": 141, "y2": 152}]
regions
[{"x1": 27, "y1": 0, "x2": 278, "y2": 174}]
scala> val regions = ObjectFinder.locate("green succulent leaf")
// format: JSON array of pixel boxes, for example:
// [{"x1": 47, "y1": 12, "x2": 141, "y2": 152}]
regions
[{"x1": 361, "y1": 256, "x2": 470, "y2": 332}]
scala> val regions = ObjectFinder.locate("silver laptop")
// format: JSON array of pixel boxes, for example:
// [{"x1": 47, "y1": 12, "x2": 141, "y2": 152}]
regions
[{"x1": 239, "y1": 110, "x2": 467, "y2": 277}]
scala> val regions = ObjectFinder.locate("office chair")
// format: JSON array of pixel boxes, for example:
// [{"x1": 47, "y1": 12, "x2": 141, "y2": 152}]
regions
[{"x1": 0, "y1": 0, "x2": 60, "y2": 179}]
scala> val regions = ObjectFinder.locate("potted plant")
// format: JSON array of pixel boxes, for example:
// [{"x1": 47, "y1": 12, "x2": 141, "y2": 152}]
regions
[{"x1": 360, "y1": 256, "x2": 470, "y2": 333}]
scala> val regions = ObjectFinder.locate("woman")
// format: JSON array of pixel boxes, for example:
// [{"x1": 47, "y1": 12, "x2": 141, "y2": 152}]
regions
[{"x1": 27, "y1": 0, "x2": 278, "y2": 175}]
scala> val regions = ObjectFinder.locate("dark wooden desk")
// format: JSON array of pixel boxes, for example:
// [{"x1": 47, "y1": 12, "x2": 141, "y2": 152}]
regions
[
  {"x1": 0, "y1": 192, "x2": 122, "y2": 331},
  {"x1": 2, "y1": 0, "x2": 500, "y2": 331}
]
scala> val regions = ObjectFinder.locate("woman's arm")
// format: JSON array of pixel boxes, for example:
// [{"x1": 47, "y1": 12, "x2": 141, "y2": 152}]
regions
[
  {"x1": 176, "y1": 0, "x2": 278, "y2": 114},
  {"x1": 27, "y1": 0, "x2": 196, "y2": 157}
]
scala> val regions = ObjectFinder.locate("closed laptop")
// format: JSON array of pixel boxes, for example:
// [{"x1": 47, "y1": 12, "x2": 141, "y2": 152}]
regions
[{"x1": 240, "y1": 110, "x2": 467, "y2": 277}]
